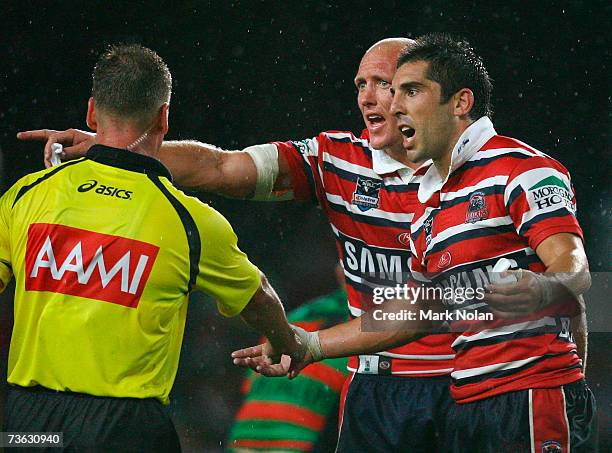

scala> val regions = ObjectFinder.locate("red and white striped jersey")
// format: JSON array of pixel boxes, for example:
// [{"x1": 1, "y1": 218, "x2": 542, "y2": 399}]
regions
[
  {"x1": 409, "y1": 117, "x2": 584, "y2": 402},
  {"x1": 274, "y1": 131, "x2": 455, "y2": 377}
]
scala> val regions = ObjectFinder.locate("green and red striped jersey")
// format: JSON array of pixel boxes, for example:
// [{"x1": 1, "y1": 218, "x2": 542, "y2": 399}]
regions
[{"x1": 227, "y1": 289, "x2": 349, "y2": 452}]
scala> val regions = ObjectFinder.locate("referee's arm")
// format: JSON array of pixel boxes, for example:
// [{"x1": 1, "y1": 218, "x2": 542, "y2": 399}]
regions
[{"x1": 240, "y1": 271, "x2": 303, "y2": 363}]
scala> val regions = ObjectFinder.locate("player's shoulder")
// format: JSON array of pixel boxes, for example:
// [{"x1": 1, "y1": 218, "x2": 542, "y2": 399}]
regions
[
  {"x1": 319, "y1": 130, "x2": 372, "y2": 148},
  {"x1": 480, "y1": 135, "x2": 570, "y2": 175}
]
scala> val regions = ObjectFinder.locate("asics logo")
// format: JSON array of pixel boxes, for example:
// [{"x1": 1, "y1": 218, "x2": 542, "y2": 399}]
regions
[{"x1": 78, "y1": 180, "x2": 132, "y2": 200}]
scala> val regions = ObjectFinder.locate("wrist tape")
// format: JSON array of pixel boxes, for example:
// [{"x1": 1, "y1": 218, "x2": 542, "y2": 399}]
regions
[{"x1": 291, "y1": 325, "x2": 324, "y2": 362}]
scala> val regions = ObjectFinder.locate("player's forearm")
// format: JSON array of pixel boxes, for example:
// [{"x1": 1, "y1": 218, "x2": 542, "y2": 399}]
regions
[
  {"x1": 535, "y1": 234, "x2": 591, "y2": 310},
  {"x1": 319, "y1": 318, "x2": 424, "y2": 358},
  {"x1": 318, "y1": 301, "x2": 431, "y2": 359},
  {"x1": 160, "y1": 140, "x2": 257, "y2": 197},
  {"x1": 543, "y1": 249, "x2": 591, "y2": 301},
  {"x1": 240, "y1": 274, "x2": 296, "y2": 350}
]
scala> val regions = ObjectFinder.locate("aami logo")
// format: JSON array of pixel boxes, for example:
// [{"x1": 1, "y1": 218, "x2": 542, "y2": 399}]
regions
[
  {"x1": 78, "y1": 180, "x2": 133, "y2": 200},
  {"x1": 25, "y1": 223, "x2": 159, "y2": 308}
]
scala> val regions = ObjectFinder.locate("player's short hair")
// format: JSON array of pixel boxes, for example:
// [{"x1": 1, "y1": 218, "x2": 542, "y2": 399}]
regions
[
  {"x1": 397, "y1": 33, "x2": 493, "y2": 120},
  {"x1": 92, "y1": 44, "x2": 172, "y2": 126}
]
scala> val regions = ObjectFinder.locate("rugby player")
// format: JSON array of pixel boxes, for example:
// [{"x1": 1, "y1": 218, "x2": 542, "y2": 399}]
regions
[
  {"x1": 2, "y1": 44, "x2": 302, "y2": 451},
  {"x1": 18, "y1": 38, "x2": 457, "y2": 453},
  {"x1": 236, "y1": 33, "x2": 598, "y2": 452}
]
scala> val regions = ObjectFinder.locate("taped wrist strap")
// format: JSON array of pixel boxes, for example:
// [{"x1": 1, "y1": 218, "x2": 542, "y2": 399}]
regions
[{"x1": 291, "y1": 326, "x2": 324, "y2": 362}]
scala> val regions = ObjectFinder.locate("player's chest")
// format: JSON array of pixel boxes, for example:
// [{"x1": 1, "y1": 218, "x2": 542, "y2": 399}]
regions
[{"x1": 414, "y1": 186, "x2": 507, "y2": 272}]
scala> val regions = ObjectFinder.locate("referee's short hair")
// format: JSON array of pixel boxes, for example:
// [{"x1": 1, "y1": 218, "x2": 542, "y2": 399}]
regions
[
  {"x1": 92, "y1": 44, "x2": 172, "y2": 127},
  {"x1": 397, "y1": 33, "x2": 493, "y2": 120}
]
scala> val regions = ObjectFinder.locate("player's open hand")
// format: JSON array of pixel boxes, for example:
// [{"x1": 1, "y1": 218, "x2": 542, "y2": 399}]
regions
[
  {"x1": 17, "y1": 128, "x2": 95, "y2": 168},
  {"x1": 232, "y1": 340, "x2": 313, "y2": 379},
  {"x1": 232, "y1": 342, "x2": 289, "y2": 377},
  {"x1": 484, "y1": 269, "x2": 544, "y2": 319}
]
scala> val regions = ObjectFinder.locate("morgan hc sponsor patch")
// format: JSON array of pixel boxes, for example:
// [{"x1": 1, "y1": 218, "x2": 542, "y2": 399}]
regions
[
  {"x1": 528, "y1": 176, "x2": 576, "y2": 214},
  {"x1": 25, "y1": 223, "x2": 159, "y2": 308}
]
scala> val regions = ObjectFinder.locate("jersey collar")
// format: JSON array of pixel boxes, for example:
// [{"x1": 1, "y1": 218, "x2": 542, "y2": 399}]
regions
[
  {"x1": 362, "y1": 128, "x2": 431, "y2": 176},
  {"x1": 417, "y1": 116, "x2": 496, "y2": 203},
  {"x1": 86, "y1": 145, "x2": 173, "y2": 181}
]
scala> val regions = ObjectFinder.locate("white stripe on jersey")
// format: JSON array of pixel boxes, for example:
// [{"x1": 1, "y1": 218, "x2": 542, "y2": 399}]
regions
[
  {"x1": 452, "y1": 317, "x2": 558, "y2": 348},
  {"x1": 471, "y1": 147, "x2": 539, "y2": 161},
  {"x1": 451, "y1": 355, "x2": 544, "y2": 380},
  {"x1": 342, "y1": 268, "x2": 385, "y2": 290},
  {"x1": 331, "y1": 224, "x2": 410, "y2": 252},
  {"x1": 322, "y1": 151, "x2": 380, "y2": 179},
  {"x1": 434, "y1": 247, "x2": 535, "y2": 275},
  {"x1": 325, "y1": 193, "x2": 413, "y2": 223},
  {"x1": 378, "y1": 351, "x2": 455, "y2": 360},
  {"x1": 440, "y1": 175, "x2": 509, "y2": 203},
  {"x1": 325, "y1": 131, "x2": 369, "y2": 146},
  {"x1": 347, "y1": 366, "x2": 455, "y2": 375},
  {"x1": 349, "y1": 305, "x2": 364, "y2": 317},
  {"x1": 425, "y1": 215, "x2": 514, "y2": 254},
  {"x1": 378, "y1": 171, "x2": 427, "y2": 188}
]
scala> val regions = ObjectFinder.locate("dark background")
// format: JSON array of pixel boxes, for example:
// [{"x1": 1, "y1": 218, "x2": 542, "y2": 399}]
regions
[{"x1": 0, "y1": 1, "x2": 610, "y2": 451}]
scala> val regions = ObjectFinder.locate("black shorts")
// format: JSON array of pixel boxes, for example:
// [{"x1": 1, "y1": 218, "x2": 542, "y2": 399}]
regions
[
  {"x1": 336, "y1": 373, "x2": 453, "y2": 453},
  {"x1": 3, "y1": 385, "x2": 181, "y2": 453},
  {"x1": 444, "y1": 379, "x2": 598, "y2": 453}
]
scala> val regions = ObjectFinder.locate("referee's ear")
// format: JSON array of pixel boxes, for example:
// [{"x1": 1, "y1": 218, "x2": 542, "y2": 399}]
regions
[
  {"x1": 157, "y1": 103, "x2": 169, "y2": 137},
  {"x1": 86, "y1": 97, "x2": 98, "y2": 132}
]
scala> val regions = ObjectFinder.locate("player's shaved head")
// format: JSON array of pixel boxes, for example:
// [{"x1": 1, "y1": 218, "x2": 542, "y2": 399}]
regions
[{"x1": 365, "y1": 37, "x2": 415, "y2": 55}]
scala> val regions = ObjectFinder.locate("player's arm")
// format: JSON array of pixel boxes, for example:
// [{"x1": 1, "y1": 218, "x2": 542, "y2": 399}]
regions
[
  {"x1": 158, "y1": 140, "x2": 293, "y2": 198},
  {"x1": 17, "y1": 129, "x2": 292, "y2": 198},
  {"x1": 233, "y1": 299, "x2": 434, "y2": 377},
  {"x1": 239, "y1": 271, "x2": 304, "y2": 363},
  {"x1": 485, "y1": 233, "x2": 591, "y2": 316}
]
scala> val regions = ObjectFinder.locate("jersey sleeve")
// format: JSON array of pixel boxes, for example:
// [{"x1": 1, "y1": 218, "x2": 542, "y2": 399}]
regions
[
  {"x1": 194, "y1": 205, "x2": 261, "y2": 317},
  {"x1": 504, "y1": 155, "x2": 583, "y2": 251},
  {"x1": 273, "y1": 135, "x2": 326, "y2": 203},
  {"x1": 0, "y1": 183, "x2": 20, "y2": 291}
]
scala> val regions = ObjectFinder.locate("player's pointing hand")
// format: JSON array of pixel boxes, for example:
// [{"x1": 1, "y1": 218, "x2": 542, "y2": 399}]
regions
[{"x1": 17, "y1": 128, "x2": 95, "y2": 168}]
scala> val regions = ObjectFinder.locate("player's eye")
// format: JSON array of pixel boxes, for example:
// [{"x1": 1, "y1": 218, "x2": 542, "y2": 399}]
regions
[
  {"x1": 378, "y1": 80, "x2": 390, "y2": 89},
  {"x1": 356, "y1": 81, "x2": 366, "y2": 90}
]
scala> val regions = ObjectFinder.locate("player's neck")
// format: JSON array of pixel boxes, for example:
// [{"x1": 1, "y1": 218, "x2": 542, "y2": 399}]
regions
[
  {"x1": 432, "y1": 122, "x2": 469, "y2": 179},
  {"x1": 384, "y1": 146, "x2": 422, "y2": 170}
]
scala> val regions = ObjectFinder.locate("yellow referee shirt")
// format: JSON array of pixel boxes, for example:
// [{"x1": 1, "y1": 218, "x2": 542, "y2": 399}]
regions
[{"x1": 0, "y1": 145, "x2": 260, "y2": 404}]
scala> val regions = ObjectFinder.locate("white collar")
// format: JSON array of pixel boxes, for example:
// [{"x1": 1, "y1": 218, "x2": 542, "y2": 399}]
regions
[
  {"x1": 371, "y1": 147, "x2": 432, "y2": 177},
  {"x1": 418, "y1": 116, "x2": 497, "y2": 203}
]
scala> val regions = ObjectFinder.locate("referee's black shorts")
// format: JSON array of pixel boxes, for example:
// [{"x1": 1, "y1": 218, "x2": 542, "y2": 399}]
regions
[{"x1": 3, "y1": 385, "x2": 181, "y2": 452}]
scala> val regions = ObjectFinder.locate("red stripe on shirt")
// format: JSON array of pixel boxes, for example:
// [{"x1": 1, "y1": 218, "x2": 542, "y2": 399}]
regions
[
  {"x1": 236, "y1": 401, "x2": 325, "y2": 431},
  {"x1": 230, "y1": 439, "x2": 313, "y2": 451},
  {"x1": 299, "y1": 362, "x2": 348, "y2": 393}
]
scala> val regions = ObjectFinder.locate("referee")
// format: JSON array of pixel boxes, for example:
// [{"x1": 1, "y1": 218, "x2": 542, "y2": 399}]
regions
[{"x1": 0, "y1": 44, "x2": 301, "y2": 452}]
